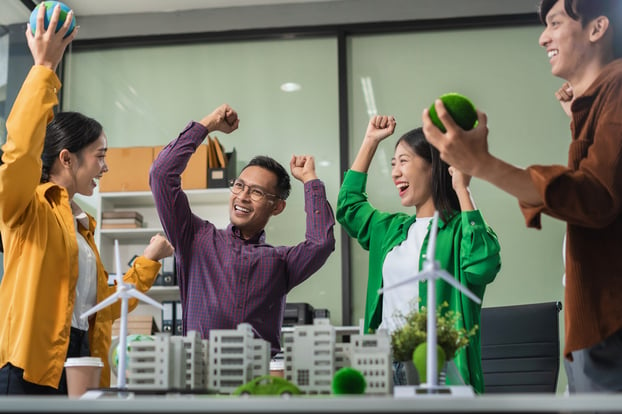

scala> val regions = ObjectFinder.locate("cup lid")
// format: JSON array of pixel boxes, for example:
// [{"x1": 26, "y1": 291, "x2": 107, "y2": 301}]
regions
[{"x1": 64, "y1": 357, "x2": 104, "y2": 367}]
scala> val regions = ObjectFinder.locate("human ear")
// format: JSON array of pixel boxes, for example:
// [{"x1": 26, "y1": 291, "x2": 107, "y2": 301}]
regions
[
  {"x1": 589, "y1": 16, "x2": 610, "y2": 42},
  {"x1": 58, "y1": 149, "x2": 72, "y2": 167},
  {"x1": 271, "y1": 199, "x2": 286, "y2": 216}
]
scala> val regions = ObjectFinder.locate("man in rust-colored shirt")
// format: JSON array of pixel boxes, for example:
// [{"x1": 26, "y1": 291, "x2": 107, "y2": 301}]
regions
[{"x1": 423, "y1": 0, "x2": 622, "y2": 393}]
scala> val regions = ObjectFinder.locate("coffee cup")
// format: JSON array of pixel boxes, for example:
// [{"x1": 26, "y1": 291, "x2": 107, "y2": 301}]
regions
[{"x1": 64, "y1": 357, "x2": 103, "y2": 398}]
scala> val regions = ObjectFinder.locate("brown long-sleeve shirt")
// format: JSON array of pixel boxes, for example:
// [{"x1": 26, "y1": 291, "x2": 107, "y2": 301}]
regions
[{"x1": 520, "y1": 59, "x2": 622, "y2": 358}]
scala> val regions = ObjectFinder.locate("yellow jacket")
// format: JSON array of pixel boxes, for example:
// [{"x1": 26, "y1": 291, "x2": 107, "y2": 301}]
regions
[{"x1": 0, "y1": 65, "x2": 160, "y2": 388}]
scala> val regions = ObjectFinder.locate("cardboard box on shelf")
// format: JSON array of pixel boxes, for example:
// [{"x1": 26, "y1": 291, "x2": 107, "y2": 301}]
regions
[
  {"x1": 153, "y1": 144, "x2": 208, "y2": 190},
  {"x1": 111, "y1": 315, "x2": 158, "y2": 336},
  {"x1": 99, "y1": 147, "x2": 153, "y2": 192}
]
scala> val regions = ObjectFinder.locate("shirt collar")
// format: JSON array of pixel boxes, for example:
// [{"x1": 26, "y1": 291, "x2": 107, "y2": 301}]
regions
[{"x1": 228, "y1": 224, "x2": 266, "y2": 244}]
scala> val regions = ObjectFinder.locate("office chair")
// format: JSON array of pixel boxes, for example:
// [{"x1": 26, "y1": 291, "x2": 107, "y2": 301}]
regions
[{"x1": 480, "y1": 301, "x2": 562, "y2": 393}]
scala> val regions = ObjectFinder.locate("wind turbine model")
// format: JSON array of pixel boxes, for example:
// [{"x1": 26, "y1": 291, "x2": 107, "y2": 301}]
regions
[
  {"x1": 379, "y1": 211, "x2": 481, "y2": 394},
  {"x1": 81, "y1": 239, "x2": 163, "y2": 390}
]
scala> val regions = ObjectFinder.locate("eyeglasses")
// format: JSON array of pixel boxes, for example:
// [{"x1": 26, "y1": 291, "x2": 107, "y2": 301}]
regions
[{"x1": 229, "y1": 179, "x2": 279, "y2": 202}]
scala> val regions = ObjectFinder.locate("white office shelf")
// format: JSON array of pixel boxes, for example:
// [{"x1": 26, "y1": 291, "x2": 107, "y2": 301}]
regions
[
  {"x1": 100, "y1": 228, "x2": 164, "y2": 242},
  {"x1": 99, "y1": 188, "x2": 230, "y2": 207},
  {"x1": 95, "y1": 187, "x2": 230, "y2": 329}
]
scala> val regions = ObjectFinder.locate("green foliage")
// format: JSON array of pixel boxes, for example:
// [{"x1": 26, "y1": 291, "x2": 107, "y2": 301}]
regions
[{"x1": 391, "y1": 301, "x2": 477, "y2": 362}]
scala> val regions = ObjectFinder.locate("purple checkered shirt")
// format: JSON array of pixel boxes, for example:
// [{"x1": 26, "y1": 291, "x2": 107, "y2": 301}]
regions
[{"x1": 150, "y1": 121, "x2": 336, "y2": 354}]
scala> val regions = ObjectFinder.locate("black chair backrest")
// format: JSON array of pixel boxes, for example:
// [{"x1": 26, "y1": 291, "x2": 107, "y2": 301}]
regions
[{"x1": 480, "y1": 301, "x2": 562, "y2": 393}]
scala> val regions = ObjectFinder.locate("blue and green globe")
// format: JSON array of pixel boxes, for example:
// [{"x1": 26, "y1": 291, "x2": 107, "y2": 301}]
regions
[{"x1": 29, "y1": 1, "x2": 76, "y2": 38}]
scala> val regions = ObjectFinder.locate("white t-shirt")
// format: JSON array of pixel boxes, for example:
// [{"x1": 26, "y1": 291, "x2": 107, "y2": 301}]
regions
[
  {"x1": 379, "y1": 216, "x2": 431, "y2": 334},
  {"x1": 71, "y1": 210, "x2": 98, "y2": 331}
]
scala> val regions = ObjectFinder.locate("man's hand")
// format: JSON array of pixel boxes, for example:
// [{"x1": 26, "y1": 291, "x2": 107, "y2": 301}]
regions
[
  {"x1": 142, "y1": 234, "x2": 174, "y2": 262},
  {"x1": 199, "y1": 104, "x2": 240, "y2": 134},
  {"x1": 555, "y1": 82, "x2": 574, "y2": 118},
  {"x1": 290, "y1": 155, "x2": 318, "y2": 183},
  {"x1": 26, "y1": 3, "x2": 76, "y2": 72},
  {"x1": 422, "y1": 99, "x2": 492, "y2": 178},
  {"x1": 364, "y1": 115, "x2": 396, "y2": 144}
]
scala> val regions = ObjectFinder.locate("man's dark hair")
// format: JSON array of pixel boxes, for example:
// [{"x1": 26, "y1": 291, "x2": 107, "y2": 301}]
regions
[
  {"x1": 539, "y1": 0, "x2": 622, "y2": 58},
  {"x1": 243, "y1": 155, "x2": 291, "y2": 200}
]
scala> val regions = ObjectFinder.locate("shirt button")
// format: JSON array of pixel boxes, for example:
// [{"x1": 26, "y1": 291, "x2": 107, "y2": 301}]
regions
[
  {"x1": 470, "y1": 221, "x2": 476, "y2": 226},
  {"x1": 314, "y1": 210, "x2": 320, "y2": 214}
]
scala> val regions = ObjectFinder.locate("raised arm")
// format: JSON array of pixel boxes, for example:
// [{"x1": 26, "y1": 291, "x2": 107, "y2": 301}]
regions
[
  {"x1": 0, "y1": 4, "x2": 76, "y2": 226},
  {"x1": 351, "y1": 115, "x2": 397, "y2": 173},
  {"x1": 150, "y1": 104, "x2": 239, "y2": 250},
  {"x1": 284, "y1": 155, "x2": 335, "y2": 289}
]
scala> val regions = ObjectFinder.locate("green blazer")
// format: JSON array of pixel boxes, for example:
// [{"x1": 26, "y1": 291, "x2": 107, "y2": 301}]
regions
[{"x1": 337, "y1": 170, "x2": 501, "y2": 393}]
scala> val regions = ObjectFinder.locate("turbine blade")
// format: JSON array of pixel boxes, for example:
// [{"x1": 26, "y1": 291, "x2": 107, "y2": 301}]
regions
[
  {"x1": 128, "y1": 289, "x2": 164, "y2": 310},
  {"x1": 80, "y1": 294, "x2": 120, "y2": 319},
  {"x1": 435, "y1": 270, "x2": 482, "y2": 304},
  {"x1": 378, "y1": 271, "x2": 434, "y2": 294}
]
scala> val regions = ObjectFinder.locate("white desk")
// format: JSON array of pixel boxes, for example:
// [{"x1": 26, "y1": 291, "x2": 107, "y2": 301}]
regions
[{"x1": 0, "y1": 394, "x2": 621, "y2": 413}]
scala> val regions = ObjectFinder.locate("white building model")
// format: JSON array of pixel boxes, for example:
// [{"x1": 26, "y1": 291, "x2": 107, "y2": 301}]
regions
[
  {"x1": 285, "y1": 318, "x2": 335, "y2": 395},
  {"x1": 208, "y1": 323, "x2": 269, "y2": 394},
  {"x1": 349, "y1": 331, "x2": 392, "y2": 395},
  {"x1": 283, "y1": 318, "x2": 392, "y2": 396},
  {"x1": 119, "y1": 319, "x2": 392, "y2": 395}
]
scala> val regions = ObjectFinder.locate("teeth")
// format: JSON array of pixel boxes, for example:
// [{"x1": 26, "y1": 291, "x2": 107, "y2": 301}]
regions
[
  {"x1": 548, "y1": 50, "x2": 558, "y2": 58},
  {"x1": 396, "y1": 183, "x2": 408, "y2": 190},
  {"x1": 235, "y1": 205, "x2": 250, "y2": 213}
]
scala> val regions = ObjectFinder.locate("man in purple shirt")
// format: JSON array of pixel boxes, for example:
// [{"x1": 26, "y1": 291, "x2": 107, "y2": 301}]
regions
[{"x1": 150, "y1": 104, "x2": 336, "y2": 355}]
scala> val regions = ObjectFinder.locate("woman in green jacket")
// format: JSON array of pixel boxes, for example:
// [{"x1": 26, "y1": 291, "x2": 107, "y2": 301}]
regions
[{"x1": 337, "y1": 115, "x2": 501, "y2": 393}]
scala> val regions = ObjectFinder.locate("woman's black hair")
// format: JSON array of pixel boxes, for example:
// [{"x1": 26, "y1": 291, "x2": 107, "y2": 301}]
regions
[
  {"x1": 242, "y1": 155, "x2": 292, "y2": 200},
  {"x1": 395, "y1": 127, "x2": 460, "y2": 223},
  {"x1": 41, "y1": 112, "x2": 103, "y2": 183}
]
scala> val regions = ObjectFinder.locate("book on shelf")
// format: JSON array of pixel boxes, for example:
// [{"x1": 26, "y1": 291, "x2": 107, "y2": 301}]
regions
[
  {"x1": 100, "y1": 220, "x2": 143, "y2": 229},
  {"x1": 102, "y1": 210, "x2": 144, "y2": 221}
]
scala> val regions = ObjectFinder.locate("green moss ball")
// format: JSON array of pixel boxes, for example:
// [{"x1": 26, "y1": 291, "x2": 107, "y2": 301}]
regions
[
  {"x1": 332, "y1": 367, "x2": 367, "y2": 395},
  {"x1": 428, "y1": 93, "x2": 477, "y2": 132}
]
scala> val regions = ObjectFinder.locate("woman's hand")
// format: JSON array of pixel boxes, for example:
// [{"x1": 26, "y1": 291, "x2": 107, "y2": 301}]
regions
[{"x1": 142, "y1": 234, "x2": 174, "y2": 262}]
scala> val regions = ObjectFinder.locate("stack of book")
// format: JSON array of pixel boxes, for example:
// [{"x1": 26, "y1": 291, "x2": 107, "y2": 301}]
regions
[{"x1": 101, "y1": 211, "x2": 143, "y2": 229}]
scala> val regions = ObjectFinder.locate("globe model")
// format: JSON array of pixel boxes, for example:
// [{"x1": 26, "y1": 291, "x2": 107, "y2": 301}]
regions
[
  {"x1": 29, "y1": 1, "x2": 76, "y2": 38},
  {"x1": 428, "y1": 93, "x2": 477, "y2": 133}
]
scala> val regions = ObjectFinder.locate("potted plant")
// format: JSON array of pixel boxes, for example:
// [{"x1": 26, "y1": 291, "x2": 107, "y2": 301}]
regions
[{"x1": 390, "y1": 301, "x2": 477, "y2": 384}]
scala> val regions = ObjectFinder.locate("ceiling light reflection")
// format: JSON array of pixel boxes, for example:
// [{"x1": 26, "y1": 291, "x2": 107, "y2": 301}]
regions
[{"x1": 280, "y1": 82, "x2": 301, "y2": 92}]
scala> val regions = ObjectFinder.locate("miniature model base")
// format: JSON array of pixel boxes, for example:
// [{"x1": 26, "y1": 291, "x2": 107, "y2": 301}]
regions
[{"x1": 393, "y1": 384, "x2": 474, "y2": 398}]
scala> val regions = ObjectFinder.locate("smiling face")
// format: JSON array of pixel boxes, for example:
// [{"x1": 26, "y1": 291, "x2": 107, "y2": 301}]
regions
[
  {"x1": 72, "y1": 133, "x2": 109, "y2": 197},
  {"x1": 229, "y1": 165, "x2": 285, "y2": 239},
  {"x1": 538, "y1": 0, "x2": 595, "y2": 84},
  {"x1": 391, "y1": 141, "x2": 435, "y2": 215}
]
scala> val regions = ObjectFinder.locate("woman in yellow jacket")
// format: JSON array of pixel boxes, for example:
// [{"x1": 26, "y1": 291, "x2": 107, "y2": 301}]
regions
[{"x1": 0, "y1": 5, "x2": 173, "y2": 394}]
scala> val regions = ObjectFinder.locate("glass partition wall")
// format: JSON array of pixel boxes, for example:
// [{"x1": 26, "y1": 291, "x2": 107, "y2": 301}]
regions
[
  {"x1": 62, "y1": 22, "x2": 569, "y2": 336},
  {"x1": 63, "y1": 37, "x2": 343, "y2": 322}
]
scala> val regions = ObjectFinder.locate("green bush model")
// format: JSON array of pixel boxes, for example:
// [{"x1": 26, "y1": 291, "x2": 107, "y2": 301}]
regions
[
  {"x1": 428, "y1": 92, "x2": 478, "y2": 133},
  {"x1": 332, "y1": 367, "x2": 366, "y2": 395},
  {"x1": 391, "y1": 301, "x2": 477, "y2": 362},
  {"x1": 232, "y1": 375, "x2": 302, "y2": 397}
]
